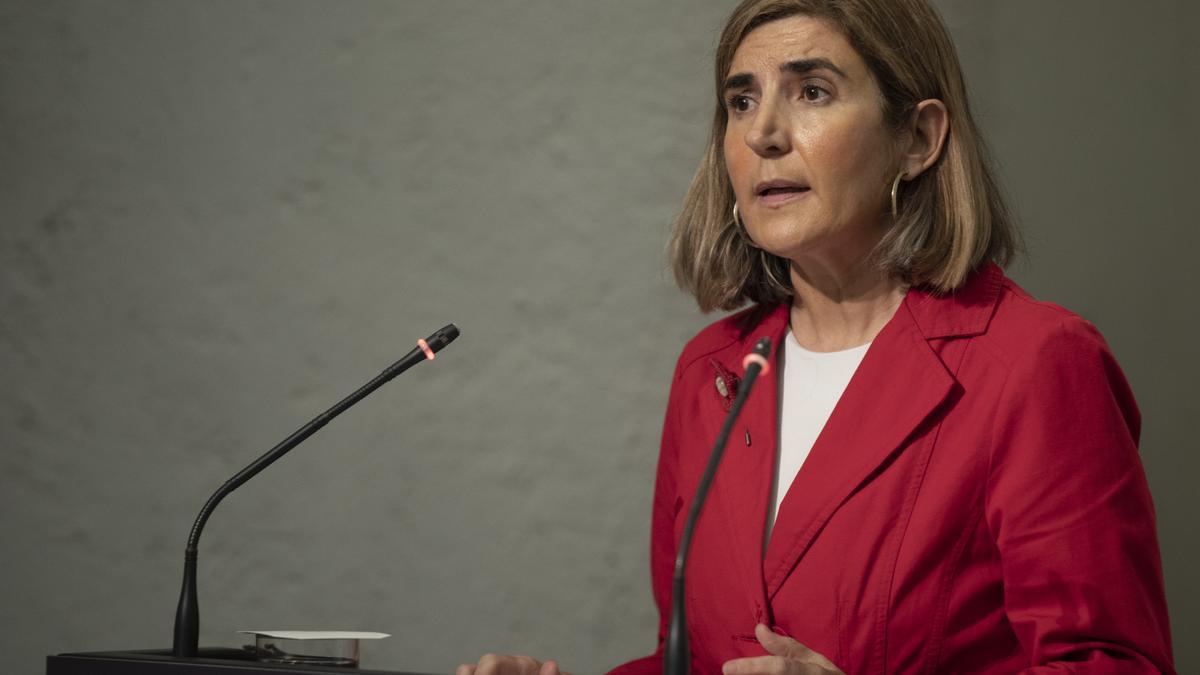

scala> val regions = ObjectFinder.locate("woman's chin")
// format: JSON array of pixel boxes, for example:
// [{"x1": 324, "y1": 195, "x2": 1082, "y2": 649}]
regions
[{"x1": 752, "y1": 234, "x2": 825, "y2": 264}]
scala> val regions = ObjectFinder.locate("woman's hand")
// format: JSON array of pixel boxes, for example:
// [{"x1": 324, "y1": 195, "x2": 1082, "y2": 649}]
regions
[
  {"x1": 722, "y1": 624, "x2": 845, "y2": 675},
  {"x1": 455, "y1": 654, "x2": 567, "y2": 675}
]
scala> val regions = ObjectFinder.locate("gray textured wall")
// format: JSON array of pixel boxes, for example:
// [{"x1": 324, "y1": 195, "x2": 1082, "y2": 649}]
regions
[{"x1": 1, "y1": 1, "x2": 1195, "y2": 674}]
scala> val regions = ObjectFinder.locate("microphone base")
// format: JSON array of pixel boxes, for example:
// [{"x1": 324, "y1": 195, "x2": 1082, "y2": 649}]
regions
[{"x1": 47, "y1": 649, "x2": 435, "y2": 675}]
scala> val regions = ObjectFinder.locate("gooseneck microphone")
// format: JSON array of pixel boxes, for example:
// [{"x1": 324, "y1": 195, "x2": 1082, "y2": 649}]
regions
[
  {"x1": 664, "y1": 336, "x2": 772, "y2": 675},
  {"x1": 172, "y1": 324, "x2": 460, "y2": 658}
]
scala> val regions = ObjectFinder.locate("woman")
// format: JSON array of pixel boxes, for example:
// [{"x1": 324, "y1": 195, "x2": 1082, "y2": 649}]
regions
[{"x1": 460, "y1": 0, "x2": 1174, "y2": 672}]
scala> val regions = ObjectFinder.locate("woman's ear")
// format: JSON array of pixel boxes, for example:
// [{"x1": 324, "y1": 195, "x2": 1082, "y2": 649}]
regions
[{"x1": 900, "y1": 99, "x2": 949, "y2": 180}]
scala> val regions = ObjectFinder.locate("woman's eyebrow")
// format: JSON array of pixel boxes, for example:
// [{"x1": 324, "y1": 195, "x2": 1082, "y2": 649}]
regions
[
  {"x1": 722, "y1": 73, "x2": 755, "y2": 93},
  {"x1": 782, "y1": 57, "x2": 846, "y2": 78},
  {"x1": 723, "y1": 57, "x2": 846, "y2": 93}
]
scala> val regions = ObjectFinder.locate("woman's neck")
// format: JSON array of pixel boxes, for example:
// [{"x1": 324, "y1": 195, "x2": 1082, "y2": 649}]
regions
[{"x1": 787, "y1": 256, "x2": 907, "y2": 353}]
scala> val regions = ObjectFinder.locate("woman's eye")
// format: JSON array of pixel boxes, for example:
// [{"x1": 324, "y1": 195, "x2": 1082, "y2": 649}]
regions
[
  {"x1": 728, "y1": 95, "x2": 753, "y2": 112},
  {"x1": 802, "y1": 84, "x2": 829, "y2": 102}
]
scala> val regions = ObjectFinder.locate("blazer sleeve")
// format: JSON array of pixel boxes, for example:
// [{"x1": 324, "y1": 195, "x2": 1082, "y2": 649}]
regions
[
  {"x1": 607, "y1": 355, "x2": 689, "y2": 675},
  {"x1": 985, "y1": 315, "x2": 1174, "y2": 673}
]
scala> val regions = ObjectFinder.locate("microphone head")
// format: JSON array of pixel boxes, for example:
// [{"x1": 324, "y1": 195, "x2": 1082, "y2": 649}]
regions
[
  {"x1": 741, "y1": 337, "x2": 773, "y2": 374},
  {"x1": 752, "y1": 336, "x2": 772, "y2": 357},
  {"x1": 425, "y1": 324, "x2": 460, "y2": 353}
]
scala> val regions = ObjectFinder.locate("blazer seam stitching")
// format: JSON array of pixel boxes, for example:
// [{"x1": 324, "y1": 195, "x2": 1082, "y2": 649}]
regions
[
  {"x1": 921, "y1": 504, "x2": 986, "y2": 674},
  {"x1": 877, "y1": 415, "x2": 947, "y2": 674}
]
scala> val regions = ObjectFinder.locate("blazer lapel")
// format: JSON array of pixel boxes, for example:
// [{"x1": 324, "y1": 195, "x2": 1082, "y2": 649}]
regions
[{"x1": 762, "y1": 298, "x2": 956, "y2": 598}]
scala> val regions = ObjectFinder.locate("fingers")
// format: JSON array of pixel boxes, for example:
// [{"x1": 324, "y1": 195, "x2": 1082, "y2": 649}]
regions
[
  {"x1": 724, "y1": 655, "x2": 844, "y2": 675},
  {"x1": 458, "y1": 653, "x2": 548, "y2": 675},
  {"x1": 723, "y1": 655, "x2": 794, "y2": 674},
  {"x1": 755, "y1": 623, "x2": 809, "y2": 659},
  {"x1": 753, "y1": 625, "x2": 842, "y2": 673}
]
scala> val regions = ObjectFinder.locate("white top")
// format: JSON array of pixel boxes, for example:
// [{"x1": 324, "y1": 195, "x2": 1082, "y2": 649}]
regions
[{"x1": 767, "y1": 331, "x2": 871, "y2": 534}]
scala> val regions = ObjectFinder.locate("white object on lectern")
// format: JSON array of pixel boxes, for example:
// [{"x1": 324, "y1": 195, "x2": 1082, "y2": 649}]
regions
[{"x1": 238, "y1": 631, "x2": 390, "y2": 640}]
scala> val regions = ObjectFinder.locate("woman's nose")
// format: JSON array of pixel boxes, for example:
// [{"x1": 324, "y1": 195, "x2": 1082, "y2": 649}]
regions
[{"x1": 744, "y1": 99, "x2": 790, "y2": 157}]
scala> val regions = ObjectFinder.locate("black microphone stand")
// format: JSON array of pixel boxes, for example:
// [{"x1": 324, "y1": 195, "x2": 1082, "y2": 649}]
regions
[
  {"x1": 664, "y1": 336, "x2": 772, "y2": 675},
  {"x1": 172, "y1": 324, "x2": 459, "y2": 657}
]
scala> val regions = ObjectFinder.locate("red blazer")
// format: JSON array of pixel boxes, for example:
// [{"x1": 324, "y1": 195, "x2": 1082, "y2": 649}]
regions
[{"x1": 611, "y1": 265, "x2": 1173, "y2": 674}]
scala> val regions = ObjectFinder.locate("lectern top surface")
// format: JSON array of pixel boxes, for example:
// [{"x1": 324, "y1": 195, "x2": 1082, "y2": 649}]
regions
[{"x1": 47, "y1": 649, "x2": 441, "y2": 675}]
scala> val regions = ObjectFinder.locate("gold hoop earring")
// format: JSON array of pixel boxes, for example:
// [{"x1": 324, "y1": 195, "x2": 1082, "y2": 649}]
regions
[
  {"x1": 732, "y1": 202, "x2": 759, "y2": 249},
  {"x1": 891, "y1": 170, "x2": 907, "y2": 221}
]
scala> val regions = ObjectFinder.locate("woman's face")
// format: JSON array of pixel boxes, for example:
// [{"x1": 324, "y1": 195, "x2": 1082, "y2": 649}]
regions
[{"x1": 723, "y1": 15, "x2": 900, "y2": 266}]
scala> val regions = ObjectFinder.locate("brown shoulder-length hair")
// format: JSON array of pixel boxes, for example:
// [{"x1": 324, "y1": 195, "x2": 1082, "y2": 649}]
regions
[{"x1": 671, "y1": 0, "x2": 1020, "y2": 312}]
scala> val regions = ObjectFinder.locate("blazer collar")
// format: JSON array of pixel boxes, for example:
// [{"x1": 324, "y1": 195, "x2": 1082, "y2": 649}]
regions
[
  {"x1": 726, "y1": 262, "x2": 1006, "y2": 346},
  {"x1": 903, "y1": 262, "x2": 1004, "y2": 340}
]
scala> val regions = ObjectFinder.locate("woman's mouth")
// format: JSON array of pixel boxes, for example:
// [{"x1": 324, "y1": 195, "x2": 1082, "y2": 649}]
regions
[{"x1": 755, "y1": 181, "x2": 810, "y2": 206}]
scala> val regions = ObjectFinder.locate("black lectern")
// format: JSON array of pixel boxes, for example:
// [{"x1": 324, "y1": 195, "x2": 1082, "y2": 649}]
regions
[{"x1": 46, "y1": 649, "x2": 438, "y2": 675}]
